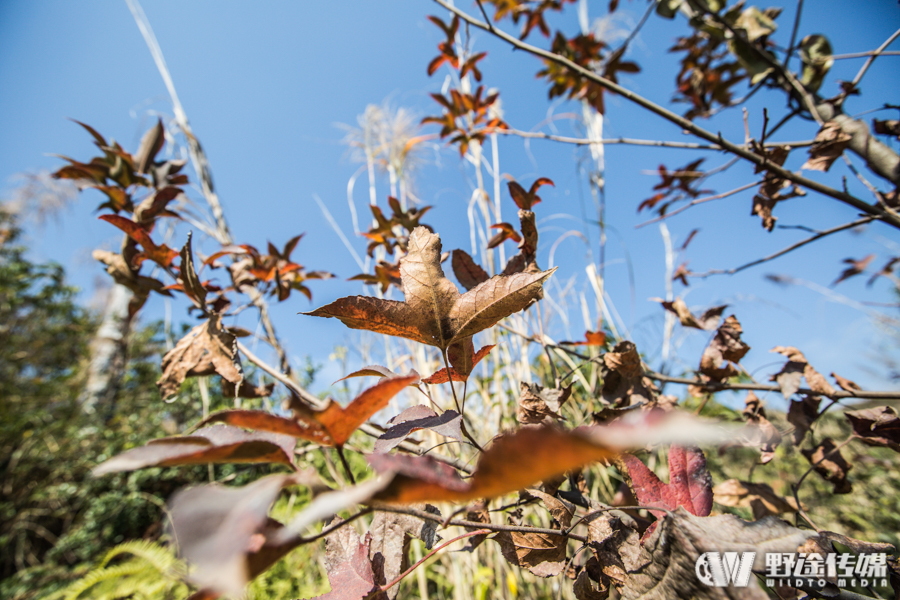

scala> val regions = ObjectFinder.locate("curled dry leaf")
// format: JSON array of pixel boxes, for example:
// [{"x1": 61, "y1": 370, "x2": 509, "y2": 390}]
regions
[
  {"x1": 495, "y1": 489, "x2": 574, "y2": 577},
  {"x1": 374, "y1": 405, "x2": 464, "y2": 453},
  {"x1": 617, "y1": 446, "x2": 713, "y2": 525},
  {"x1": 516, "y1": 382, "x2": 572, "y2": 425},
  {"x1": 655, "y1": 298, "x2": 727, "y2": 330},
  {"x1": 306, "y1": 227, "x2": 556, "y2": 351},
  {"x1": 699, "y1": 315, "x2": 750, "y2": 383},
  {"x1": 508, "y1": 177, "x2": 553, "y2": 210},
  {"x1": 487, "y1": 222, "x2": 522, "y2": 248},
  {"x1": 787, "y1": 394, "x2": 821, "y2": 444},
  {"x1": 801, "y1": 437, "x2": 853, "y2": 494},
  {"x1": 770, "y1": 345, "x2": 836, "y2": 398},
  {"x1": 574, "y1": 568, "x2": 610, "y2": 600},
  {"x1": 845, "y1": 406, "x2": 900, "y2": 453},
  {"x1": 167, "y1": 473, "x2": 312, "y2": 597},
  {"x1": 741, "y1": 392, "x2": 781, "y2": 464},
  {"x1": 802, "y1": 120, "x2": 852, "y2": 172},
  {"x1": 157, "y1": 314, "x2": 243, "y2": 400},
  {"x1": 178, "y1": 232, "x2": 207, "y2": 309},
  {"x1": 92, "y1": 425, "x2": 296, "y2": 476},
  {"x1": 713, "y1": 479, "x2": 800, "y2": 520},
  {"x1": 621, "y1": 507, "x2": 815, "y2": 600},
  {"x1": 831, "y1": 371, "x2": 862, "y2": 394},
  {"x1": 334, "y1": 365, "x2": 420, "y2": 385},
  {"x1": 451, "y1": 248, "x2": 489, "y2": 290},
  {"x1": 600, "y1": 341, "x2": 657, "y2": 407}
]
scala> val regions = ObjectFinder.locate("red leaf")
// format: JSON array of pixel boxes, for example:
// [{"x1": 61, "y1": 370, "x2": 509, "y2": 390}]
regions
[{"x1": 618, "y1": 445, "x2": 713, "y2": 521}]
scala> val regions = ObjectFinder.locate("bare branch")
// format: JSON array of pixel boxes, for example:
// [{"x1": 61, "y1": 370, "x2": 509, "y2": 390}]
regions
[
  {"x1": 494, "y1": 128, "x2": 814, "y2": 150},
  {"x1": 691, "y1": 216, "x2": 877, "y2": 277},
  {"x1": 431, "y1": 0, "x2": 900, "y2": 229},
  {"x1": 851, "y1": 27, "x2": 900, "y2": 88},
  {"x1": 635, "y1": 181, "x2": 763, "y2": 229}
]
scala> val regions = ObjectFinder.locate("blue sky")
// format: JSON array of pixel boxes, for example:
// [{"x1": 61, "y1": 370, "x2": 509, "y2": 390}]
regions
[{"x1": 1, "y1": 0, "x2": 899, "y2": 404}]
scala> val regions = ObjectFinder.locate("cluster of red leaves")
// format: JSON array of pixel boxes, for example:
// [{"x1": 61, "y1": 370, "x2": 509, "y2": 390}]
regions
[
  {"x1": 423, "y1": 16, "x2": 508, "y2": 156},
  {"x1": 482, "y1": 0, "x2": 578, "y2": 40},
  {"x1": 638, "y1": 158, "x2": 712, "y2": 214}
]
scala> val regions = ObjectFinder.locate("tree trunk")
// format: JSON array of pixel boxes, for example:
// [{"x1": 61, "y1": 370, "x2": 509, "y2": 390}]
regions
[{"x1": 79, "y1": 283, "x2": 134, "y2": 415}]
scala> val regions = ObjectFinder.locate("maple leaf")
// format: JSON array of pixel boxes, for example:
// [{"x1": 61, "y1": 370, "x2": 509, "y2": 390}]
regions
[
  {"x1": 306, "y1": 227, "x2": 555, "y2": 351},
  {"x1": 617, "y1": 446, "x2": 713, "y2": 525},
  {"x1": 196, "y1": 374, "x2": 417, "y2": 447},
  {"x1": 157, "y1": 314, "x2": 243, "y2": 400},
  {"x1": 92, "y1": 425, "x2": 297, "y2": 476}
]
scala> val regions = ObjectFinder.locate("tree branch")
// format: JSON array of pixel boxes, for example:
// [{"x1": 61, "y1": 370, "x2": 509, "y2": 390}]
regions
[
  {"x1": 691, "y1": 216, "x2": 877, "y2": 277},
  {"x1": 851, "y1": 27, "x2": 900, "y2": 88},
  {"x1": 494, "y1": 128, "x2": 814, "y2": 150},
  {"x1": 635, "y1": 181, "x2": 763, "y2": 229},
  {"x1": 432, "y1": 0, "x2": 900, "y2": 229}
]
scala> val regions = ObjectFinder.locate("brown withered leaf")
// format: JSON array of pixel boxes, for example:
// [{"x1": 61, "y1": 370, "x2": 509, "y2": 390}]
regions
[
  {"x1": 600, "y1": 341, "x2": 657, "y2": 406},
  {"x1": 501, "y1": 251, "x2": 526, "y2": 276},
  {"x1": 713, "y1": 479, "x2": 800, "y2": 519},
  {"x1": 134, "y1": 117, "x2": 165, "y2": 174},
  {"x1": 92, "y1": 425, "x2": 296, "y2": 476},
  {"x1": 574, "y1": 568, "x2": 610, "y2": 600},
  {"x1": 306, "y1": 227, "x2": 555, "y2": 351},
  {"x1": 655, "y1": 298, "x2": 727, "y2": 330},
  {"x1": 741, "y1": 392, "x2": 782, "y2": 463},
  {"x1": 584, "y1": 510, "x2": 643, "y2": 587},
  {"x1": 516, "y1": 382, "x2": 572, "y2": 424},
  {"x1": 221, "y1": 380, "x2": 275, "y2": 399},
  {"x1": 496, "y1": 489, "x2": 574, "y2": 578},
  {"x1": 699, "y1": 315, "x2": 750, "y2": 382},
  {"x1": 770, "y1": 346, "x2": 836, "y2": 398},
  {"x1": 369, "y1": 509, "x2": 440, "y2": 599},
  {"x1": 621, "y1": 507, "x2": 815, "y2": 600},
  {"x1": 315, "y1": 520, "x2": 377, "y2": 600},
  {"x1": 751, "y1": 195, "x2": 778, "y2": 231},
  {"x1": 157, "y1": 314, "x2": 243, "y2": 400},
  {"x1": 845, "y1": 406, "x2": 900, "y2": 452},
  {"x1": 831, "y1": 371, "x2": 862, "y2": 394},
  {"x1": 462, "y1": 502, "x2": 491, "y2": 552},
  {"x1": 787, "y1": 394, "x2": 821, "y2": 444},
  {"x1": 617, "y1": 446, "x2": 713, "y2": 523},
  {"x1": 819, "y1": 531, "x2": 896, "y2": 556},
  {"x1": 451, "y1": 248, "x2": 489, "y2": 290},
  {"x1": 167, "y1": 473, "x2": 313, "y2": 597},
  {"x1": 373, "y1": 405, "x2": 464, "y2": 453},
  {"x1": 801, "y1": 437, "x2": 852, "y2": 494},
  {"x1": 178, "y1": 232, "x2": 207, "y2": 309},
  {"x1": 802, "y1": 121, "x2": 852, "y2": 172}
]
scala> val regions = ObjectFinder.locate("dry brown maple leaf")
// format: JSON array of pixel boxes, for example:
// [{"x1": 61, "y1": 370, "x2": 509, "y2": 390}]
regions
[
  {"x1": 157, "y1": 314, "x2": 243, "y2": 400},
  {"x1": 305, "y1": 227, "x2": 556, "y2": 351},
  {"x1": 713, "y1": 479, "x2": 800, "y2": 520}
]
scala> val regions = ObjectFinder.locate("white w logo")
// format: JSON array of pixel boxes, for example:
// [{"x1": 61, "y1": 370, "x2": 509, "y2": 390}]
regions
[{"x1": 695, "y1": 552, "x2": 756, "y2": 587}]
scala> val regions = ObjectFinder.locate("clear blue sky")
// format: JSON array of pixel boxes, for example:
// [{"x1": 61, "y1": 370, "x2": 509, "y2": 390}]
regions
[{"x1": 1, "y1": 0, "x2": 899, "y2": 403}]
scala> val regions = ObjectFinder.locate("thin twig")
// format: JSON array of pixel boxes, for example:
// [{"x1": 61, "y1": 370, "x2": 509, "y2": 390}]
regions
[
  {"x1": 783, "y1": 0, "x2": 804, "y2": 71},
  {"x1": 430, "y1": 0, "x2": 900, "y2": 229},
  {"x1": 493, "y1": 128, "x2": 814, "y2": 150},
  {"x1": 646, "y1": 371, "x2": 900, "y2": 400},
  {"x1": 832, "y1": 50, "x2": 900, "y2": 60},
  {"x1": 691, "y1": 216, "x2": 877, "y2": 278},
  {"x1": 335, "y1": 447, "x2": 356, "y2": 485},
  {"x1": 851, "y1": 27, "x2": 900, "y2": 88},
  {"x1": 380, "y1": 529, "x2": 492, "y2": 592}
]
